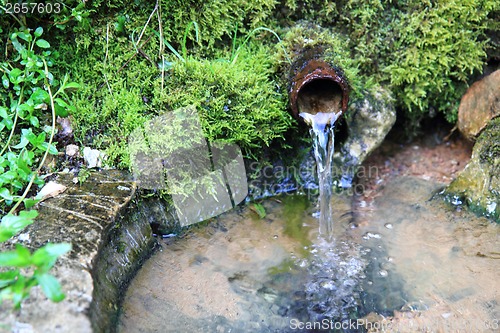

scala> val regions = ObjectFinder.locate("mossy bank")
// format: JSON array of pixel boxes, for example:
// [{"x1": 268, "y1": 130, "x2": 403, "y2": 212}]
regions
[{"x1": 2, "y1": 0, "x2": 497, "y2": 170}]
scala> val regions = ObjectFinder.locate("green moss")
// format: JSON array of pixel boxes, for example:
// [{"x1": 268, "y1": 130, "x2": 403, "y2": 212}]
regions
[
  {"x1": 479, "y1": 119, "x2": 500, "y2": 170},
  {"x1": 158, "y1": 0, "x2": 277, "y2": 56},
  {"x1": 340, "y1": 0, "x2": 499, "y2": 127},
  {"x1": 57, "y1": 16, "x2": 292, "y2": 167},
  {"x1": 445, "y1": 117, "x2": 500, "y2": 222},
  {"x1": 4, "y1": 0, "x2": 496, "y2": 170},
  {"x1": 152, "y1": 44, "x2": 293, "y2": 159},
  {"x1": 275, "y1": 0, "x2": 339, "y2": 27}
]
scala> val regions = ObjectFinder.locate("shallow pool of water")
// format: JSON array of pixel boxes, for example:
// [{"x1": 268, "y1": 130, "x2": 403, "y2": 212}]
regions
[{"x1": 118, "y1": 176, "x2": 499, "y2": 332}]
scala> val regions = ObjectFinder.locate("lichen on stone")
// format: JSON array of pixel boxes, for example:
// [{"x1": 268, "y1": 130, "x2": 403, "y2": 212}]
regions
[{"x1": 445, "y1": 117, "x2": 500, "y2": 222}]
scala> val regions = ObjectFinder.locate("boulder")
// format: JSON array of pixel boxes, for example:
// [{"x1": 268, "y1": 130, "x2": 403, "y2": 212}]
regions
[
  {"x1": 457, "y1": 70, "x2": 500, "y2": 140},
  {"x1": 333, "y1": 87, "x2": 397, "y2": 187},
  {"x1": 445, "y1": 117, "x2": 500, "y2": 222}
]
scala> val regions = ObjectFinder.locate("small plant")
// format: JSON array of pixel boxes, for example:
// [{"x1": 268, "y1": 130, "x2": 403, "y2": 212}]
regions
[
  {"x1": 251, "y1": 202, "x2": 266, "y2": 219},
  {"x1": 0, "y1": 213, "x2": 71, "y2": 307},
  {"x1": 77, "y1": 167, "x2": 91, "y2": 185},
  {"x1": 0, "y1": 26, "x2": 77, "y2": 308}
]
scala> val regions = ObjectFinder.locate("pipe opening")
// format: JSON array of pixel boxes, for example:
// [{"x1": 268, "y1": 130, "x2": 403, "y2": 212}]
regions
[{"x1": 296, "y1": 79, "x2": 344, "y2": 116}]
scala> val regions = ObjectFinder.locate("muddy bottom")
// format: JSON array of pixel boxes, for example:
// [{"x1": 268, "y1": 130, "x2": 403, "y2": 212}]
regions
[{"x1": 118, "y1": 174, "x2": 499, "y2": 332}]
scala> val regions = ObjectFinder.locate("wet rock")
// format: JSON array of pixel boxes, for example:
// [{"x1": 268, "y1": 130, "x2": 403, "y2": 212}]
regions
[
  {"x1": 0, "y1": 170, "x2": 156, "y2": 332},
  {"x1": 445, "y1": 117, "x2": 500, "y2": 221},
  {"x1": 457, "y1": 70, "x2": 500, "y2": 140},
  {"x1": 334, "y1": 87, "x2": 396, "y2": 186}
]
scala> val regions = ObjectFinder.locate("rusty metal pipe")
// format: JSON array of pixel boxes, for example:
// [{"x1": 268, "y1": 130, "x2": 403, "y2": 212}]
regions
[{"x1": 289, "y1": 57, "x2": 350, "y2": 120}]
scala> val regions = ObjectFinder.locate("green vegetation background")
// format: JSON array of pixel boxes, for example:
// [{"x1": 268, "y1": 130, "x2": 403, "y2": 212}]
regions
[
  {"x1": 0, "y1": 0, "x2": 498, "y2": 308},
  {"x1": 1, "y1": 0, "x2": 499, "y2": 168}
]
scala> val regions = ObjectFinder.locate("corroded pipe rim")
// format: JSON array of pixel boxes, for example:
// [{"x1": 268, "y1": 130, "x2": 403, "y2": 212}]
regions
[{"x1": 289, "y1": 58, "x2": 350, "y2": 119}]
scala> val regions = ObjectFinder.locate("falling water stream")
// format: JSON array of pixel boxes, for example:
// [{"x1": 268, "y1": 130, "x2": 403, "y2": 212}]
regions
[
  {"x1": 296, "y1": 77, "x2": 345, "y2": 240},
  {"x1": 299, "y1": 112, "x2": 338, "y2": 239}
]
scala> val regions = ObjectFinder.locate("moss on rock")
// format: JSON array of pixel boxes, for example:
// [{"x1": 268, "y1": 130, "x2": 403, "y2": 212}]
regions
[{"x1": 445, "y1": 117, "x2": 500, "y2": 222}]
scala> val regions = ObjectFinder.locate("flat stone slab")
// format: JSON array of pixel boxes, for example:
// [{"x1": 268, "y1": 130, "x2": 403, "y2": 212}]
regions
[{"x1": 0, "y1": 170, "x2": 137, "y2": 332}]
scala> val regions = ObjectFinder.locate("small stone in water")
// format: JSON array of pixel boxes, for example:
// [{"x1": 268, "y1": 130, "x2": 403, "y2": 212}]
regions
[
  {"x1": 441, "y1": 312, "x2": 452, "y2": 319},
  {"x1": 117, "y1": 185, "x2": 130, "y2": 191},
  {"x1": 379, "y1": 270, "x2": 388, "y2": 277},
  {"x1": 320, "y1": 281, "x2": 336, "y2": 290},
  {"x1": 362, "y1": 232, "x2": 382, "y2": 240}
]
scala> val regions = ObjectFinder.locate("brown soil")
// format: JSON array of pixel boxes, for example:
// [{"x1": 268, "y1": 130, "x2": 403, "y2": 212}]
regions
[{"x1": 356, "y1": 132, "x2": 473, "y2": 206}]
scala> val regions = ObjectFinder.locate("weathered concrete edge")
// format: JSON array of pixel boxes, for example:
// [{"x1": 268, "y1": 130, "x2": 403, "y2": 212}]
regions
[
  {"x1": 89, "y1": 195, "x2": 158, "y2": 333},
  {"x1": 0, "y1": 170, "x2": 158, "y2": 333}
]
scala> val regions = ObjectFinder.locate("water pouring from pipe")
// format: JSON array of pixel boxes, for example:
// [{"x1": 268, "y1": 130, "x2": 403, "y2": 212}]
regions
[{"x1": 289, "y1": 57, "x2": 350, "y2": 239}]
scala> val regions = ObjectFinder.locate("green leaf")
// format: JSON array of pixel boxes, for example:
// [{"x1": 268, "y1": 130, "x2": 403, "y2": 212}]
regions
[
  {"x1": 24, "y1": 198, "x2": 40, "y2": 209},
  {"x1": 0, "y1": 187, "x2": 13, "y2": 201},
  {"x1": 8, "y1": 68, "x2": 23, "y2": 82},
  {"x1": 2, "y1": 117, "x2": 14, "y2": 130},
  {"x1": 0, "y1": 270, "x2": 19, "y2": 288},
  {"x1": 0, "y1": 107, "x2": 8, "y2": 119},
  {"x1": 12, "y1": 282, "x2": 27, "y2": 309},
  {"x1": 10, "y1": 37, "x2": 24, "y2": 53},
  {"x1": 17, "y1": 32, "x2": 31, "y2": 42},
  {"x1": 11, "y1": 135, "x2": 29, "y2": 149},
  {"x1": 35, "y1": 132, "x2": 47, "y2": 147},
  {"x1": 0, "y1": 246, "x2": 31, "y2": 268},
  {"x1": 54, "y1": 98, "x2": 69, "y2": 108},
  {"x1": 0, "y1": 211, "x2": 38, "y2": 242},
  {"x1": 64, "y1": 82, "x2": 80, "y2": 90},
  {"x1": 29, "y1": 116, "x2": 40, "y2": 127},
  {"x1": 35, "y1": 39, "x2": 50, "y2": 49},
  {"x1": 54, "y1": 103, "x2": 69, "y2": 117},
  {"x1": 1, "y1": 74, "x2": 8, "y2": 89},
  {"x1": 40, "y1": 142, "x2": 58, "y2": 155},
  {"x1": 30, "y1": 88, "x2": 49, "y2": 103},
  {"x1": 36, "y1": 273, "x2": 65, "y2": 302},
  {"x1": 20, "y1": 128, "x2": 39, "y2": 146},
  {"x1": 32, "y1": 243, "x2": 71, "y2": 269},
  {"x1": 34, "y1": 27, "x2": 43, "y2": 38}
]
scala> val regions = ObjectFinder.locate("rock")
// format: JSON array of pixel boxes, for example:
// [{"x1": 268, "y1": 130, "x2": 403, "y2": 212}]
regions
[
  {"x1": 83, "y1": 146, "x2": 105, "y2": 168},
  {"x1": 457, "y1": 70, "x2": 500, "y2": 140},
  {"x1": 334, "y1": 86, "x2": 397, "y2": 186},
  {"x1": 65, "y1": 144, "x2": 79, "y2": 157},
  {"x1": 445, "y1": 117, "x2": 500, "y2": 222}
]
